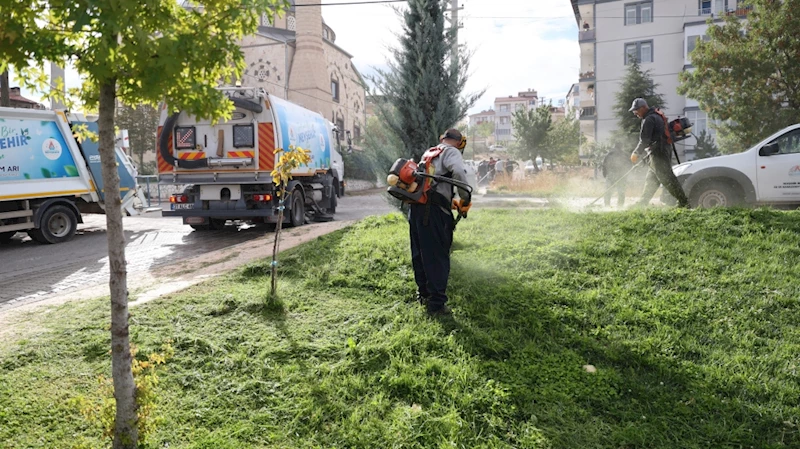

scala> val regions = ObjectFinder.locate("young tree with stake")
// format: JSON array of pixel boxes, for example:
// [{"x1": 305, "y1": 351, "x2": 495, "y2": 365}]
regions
[{"x1": 0, "y1": 1, "x2": 288, "y2": 447}]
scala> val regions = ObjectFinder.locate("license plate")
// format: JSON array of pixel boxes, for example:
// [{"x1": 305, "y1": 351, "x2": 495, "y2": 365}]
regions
[{"x1": 170, "y1": 203, "x2": 194, "y2": 210}]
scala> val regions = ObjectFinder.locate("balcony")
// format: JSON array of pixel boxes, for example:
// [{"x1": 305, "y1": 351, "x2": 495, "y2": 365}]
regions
[
  {"x1": 580, "y1": 107, "x2": 596, "y2": 120},
  {"x1": 726, "y1": 5, "x2": 753, "y2": 17},
  {"x1": 579, "y1": 29, "x2": 595, "y2": 42},
  {"x1": 698, "y1": 4, "x2": 753, "y2": 17},
  {"x1": 579, "y1": 70, "x2": 595, "y2": 81}
]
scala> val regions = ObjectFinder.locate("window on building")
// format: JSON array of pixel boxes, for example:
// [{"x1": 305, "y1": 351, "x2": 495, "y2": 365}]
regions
[
  {"x1": 323, "y1": 28, "x2": 329, "y2": 40},
  {"x1": 624, "y1": 1, "x2": 653, "y2": 25},
  {"x1": 336, "y1": 119, "x2": 345, "y2": 140},
  {"x1": 499, "y1": 104, "x2": 509, "y2": 112},
  {"x1": 331, "y1": 80, "x2": 339, "y2": 102},
  {"x1": 699, "y1": 0, "x2": 728, "y2": 15},
  {"x1": 625, "y1": 40, "x2": 654, "y2": 64},
  {"x1": 353, "y1": 125, "x2": 361, "y2": 143},
  {"x1": 686, "y1": 110, "x2": 709, "y2": 137},
  {"x1": 261, "y1": 13, "x2": 272, "y2": 27},
  {"x1": 687, "y1": 35, "x2": 711, "y2": 58},
  {"x1": 287, "y1": 15, "x2": 296, "y2": 31},
  {"x1": 515, "y1": 104, "x2": 525, "y2": 111}
]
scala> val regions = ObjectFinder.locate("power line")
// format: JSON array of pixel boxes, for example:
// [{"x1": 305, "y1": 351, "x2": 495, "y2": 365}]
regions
[{"x1": 296, "y1": 0, "x2": 406, "y2": 6}]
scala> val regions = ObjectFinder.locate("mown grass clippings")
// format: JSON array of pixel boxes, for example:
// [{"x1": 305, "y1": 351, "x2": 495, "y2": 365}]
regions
[{"x1": 1, "y1": 208, "x2": 799, "y2": 448}]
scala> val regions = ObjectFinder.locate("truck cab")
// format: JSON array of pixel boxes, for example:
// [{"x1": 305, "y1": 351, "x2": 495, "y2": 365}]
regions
[
  {"x1": 665, "y1": 124, "x2": 800, "y2": 208},
  {"x1": 0, "y1": 108, "x2": 144, "y2": 244}
]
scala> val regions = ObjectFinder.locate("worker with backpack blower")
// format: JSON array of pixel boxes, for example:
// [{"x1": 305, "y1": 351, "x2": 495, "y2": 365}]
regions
[
  {"x1": 387, "y1": 128, "x2": 472, "y2": 317},
  {"x1": 629, "y1": 98, "x2": 690, "y2": 208}
]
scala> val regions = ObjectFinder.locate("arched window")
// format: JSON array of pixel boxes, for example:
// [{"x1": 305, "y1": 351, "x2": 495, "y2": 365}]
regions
[
  {"x1": 261, "y1": 13, "x2": 272, "y2": 26},
  {"x1": 287, "y1": 15, "x2": 296, "y2": 31}
]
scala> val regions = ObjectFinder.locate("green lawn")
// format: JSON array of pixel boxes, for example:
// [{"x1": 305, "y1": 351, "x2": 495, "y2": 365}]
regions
[{"x1": 2, "y1": 208, "x2": 800, "y2": 448}]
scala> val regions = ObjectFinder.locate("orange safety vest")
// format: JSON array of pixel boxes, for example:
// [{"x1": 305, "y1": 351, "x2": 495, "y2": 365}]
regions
[{"x1": 654, "y1": 108, "x2": 674, "y2": 145}]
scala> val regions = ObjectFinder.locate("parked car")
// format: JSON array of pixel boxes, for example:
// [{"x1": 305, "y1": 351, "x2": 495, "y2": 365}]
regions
[
  {"x1": 662, "y1": 124, "x2": 800, "y2": 208},
  {"x1": 489, "y1": 145, "x2": 505, "y2": 152}
]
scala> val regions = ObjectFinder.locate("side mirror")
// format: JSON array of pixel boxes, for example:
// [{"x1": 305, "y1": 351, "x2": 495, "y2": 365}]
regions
[{"x1": 759, "y1": 143, "x2": 779, "y2": 156}]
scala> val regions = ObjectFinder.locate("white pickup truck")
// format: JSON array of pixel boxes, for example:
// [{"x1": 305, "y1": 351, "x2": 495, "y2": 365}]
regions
[{"x1": 664, "y1": 124, "x2": 800, "y2": 208}]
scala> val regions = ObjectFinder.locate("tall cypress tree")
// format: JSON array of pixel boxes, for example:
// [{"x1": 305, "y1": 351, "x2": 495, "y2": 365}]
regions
[
  {"x1": 372, "y1": 0, "x2": 481, "y2": 160},
  {"x1": 614, "y1": 60, "x2": 666, "y2": 136}
]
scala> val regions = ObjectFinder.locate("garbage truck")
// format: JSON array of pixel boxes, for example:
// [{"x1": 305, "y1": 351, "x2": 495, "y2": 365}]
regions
[
  {"x1": 157, "y1": 87, "x2": 344, "y2": 229},
  {"x1": 0, "y1": 107, "x2": 145, "y2": 244}
]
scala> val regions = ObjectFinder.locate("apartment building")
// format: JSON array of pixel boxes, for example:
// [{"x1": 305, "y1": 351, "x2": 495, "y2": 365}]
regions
[
  {"x1": 494, "y1": 89, "x2": 539, "y2": 145},
  {"x1": 469, "y1": 109, "x2": 496, "y2": 127},
  {"x1": 570, "y1": 0, "x2": 752, "y2": 160},
  {"x1": 565, "y1": 83, "x2": 580, "y2": 121}
]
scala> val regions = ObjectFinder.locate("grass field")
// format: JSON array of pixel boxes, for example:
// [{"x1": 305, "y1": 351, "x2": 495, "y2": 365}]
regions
[{"x1": 2, "y1": 208, "x2": 799, "y2": 448}]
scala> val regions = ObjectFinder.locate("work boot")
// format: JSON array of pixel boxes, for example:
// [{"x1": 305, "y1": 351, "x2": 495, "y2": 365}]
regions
[{"x1": 426, "y1": 304, "x2": 451, "y2": 317}]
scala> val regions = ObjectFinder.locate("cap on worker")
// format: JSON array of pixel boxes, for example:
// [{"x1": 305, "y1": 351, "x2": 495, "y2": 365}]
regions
[{"x1": 628, "y1": 98, "x2": 648, "y2": 112}]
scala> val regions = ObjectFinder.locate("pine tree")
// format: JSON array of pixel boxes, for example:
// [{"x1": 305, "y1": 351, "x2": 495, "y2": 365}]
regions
[
  {"x1": 614, "y1": 60, "x2": 666, "y2": 137},
  {"x1": 693, "y1": 129, "x2": 719, "y2": 159},
  {"x1": 372, "y1": 0, "x2": 481, "y2": 160}
]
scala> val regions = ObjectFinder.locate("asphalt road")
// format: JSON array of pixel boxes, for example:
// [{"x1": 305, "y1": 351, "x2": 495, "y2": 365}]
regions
[{"x1": 0, "y1": 190, "x2": 394, "y2": 308}]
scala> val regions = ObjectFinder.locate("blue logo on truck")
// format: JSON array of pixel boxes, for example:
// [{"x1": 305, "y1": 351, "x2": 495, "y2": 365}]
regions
[
  {"x1": 270, "y1": 96, "x2": 332, "y2": 170},
  {"x1": 0, "y1": 120, "x2": 78, "y2": 180}
]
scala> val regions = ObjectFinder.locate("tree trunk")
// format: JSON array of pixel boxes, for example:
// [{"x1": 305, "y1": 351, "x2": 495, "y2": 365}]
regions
[
  {"x1": 0, "y1": 70, "x2": 10, "y2": 107},
  {"x1": 98, "y1": 80, "x2": 138, "y2": 449}
]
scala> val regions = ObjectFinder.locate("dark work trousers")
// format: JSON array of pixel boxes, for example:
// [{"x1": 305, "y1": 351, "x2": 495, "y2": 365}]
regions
[
  {"x1": 409, "y1": 203, "x2": 454, "y2": 309},
  {"x1": 638, "y1": 149, "x2": 690, "y2": 207}
]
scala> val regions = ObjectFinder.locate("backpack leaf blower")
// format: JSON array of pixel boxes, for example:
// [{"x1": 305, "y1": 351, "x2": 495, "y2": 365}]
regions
[{"x1": 386, "y1": 158, "x2": 473, "y2": 206}]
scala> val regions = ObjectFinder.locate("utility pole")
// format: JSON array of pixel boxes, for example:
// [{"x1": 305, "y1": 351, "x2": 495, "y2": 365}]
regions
[
  {"x1": 445, "y1": 0, "x2": 463, "y2": 64},
  {"x1": 0, "y1": 69, "x2": 9, "y2": 107}
]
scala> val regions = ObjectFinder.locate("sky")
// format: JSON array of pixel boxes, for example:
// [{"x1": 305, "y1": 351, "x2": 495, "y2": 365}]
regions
[
  {"x1": 10, "y1": 0, "x2": 581, "y2": 115},
  {"x1": 320, "y1": 0, "x2": 581, "y2": 115}
]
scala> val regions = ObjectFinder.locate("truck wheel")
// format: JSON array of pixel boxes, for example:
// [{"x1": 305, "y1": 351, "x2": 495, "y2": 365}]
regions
[
  {"x1": 29, "y1": 205, "x2": 78, "y2": 244},
  {"x1": 289, "y1": 190, "x2": 305, "y2": 227},
  {"x1": 691, "y1": 181, "x2": 741, "y2": 208},
  {"x1": 0, "y1": 232, "x2": 15, "y2": 243},
  {"x1": 328, "y1": 193, "x2": 337, "y2": 214}
]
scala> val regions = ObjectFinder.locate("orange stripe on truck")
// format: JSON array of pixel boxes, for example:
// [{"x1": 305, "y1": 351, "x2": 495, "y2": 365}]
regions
[
  {"x1": 258, "y1": 122, "x2": 275, "y2": 172},
  {"x1": 178, "y1": 151, "x2": 206, "y2": 160},
  {"x1": 228, "y1": 150, "x2": 255, "y2": 158},
  {"x1": 156, "y1": 126, "x2": 174, "y2": 173}
]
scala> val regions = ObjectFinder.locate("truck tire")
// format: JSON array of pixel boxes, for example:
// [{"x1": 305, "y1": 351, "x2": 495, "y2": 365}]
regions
[
  {"x1": 29, "y1": 205, "x2": 78, "y2": 244},
  {"x1": 328, "y1": 193, "x2": 337, "y2": 214},
  {"x1": 691, "y1": 181, "x2": 741, "y2": 208},
  {"x1": 289, "y1": 190, "x2": 305, "y2": 227},
  {"x1": 0, "y1": 232, "x2": 15, "y2": 243}
]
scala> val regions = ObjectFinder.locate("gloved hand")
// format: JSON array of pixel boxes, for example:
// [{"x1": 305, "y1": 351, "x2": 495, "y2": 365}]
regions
[{"x1": 455, "y1": 199, "x2": 471, "y2": 218}]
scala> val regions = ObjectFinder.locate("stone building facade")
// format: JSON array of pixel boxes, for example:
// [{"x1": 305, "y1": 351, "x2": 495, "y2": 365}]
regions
[{"x1": 237, "y1": 0, "x2": 367, "y2": 148}]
